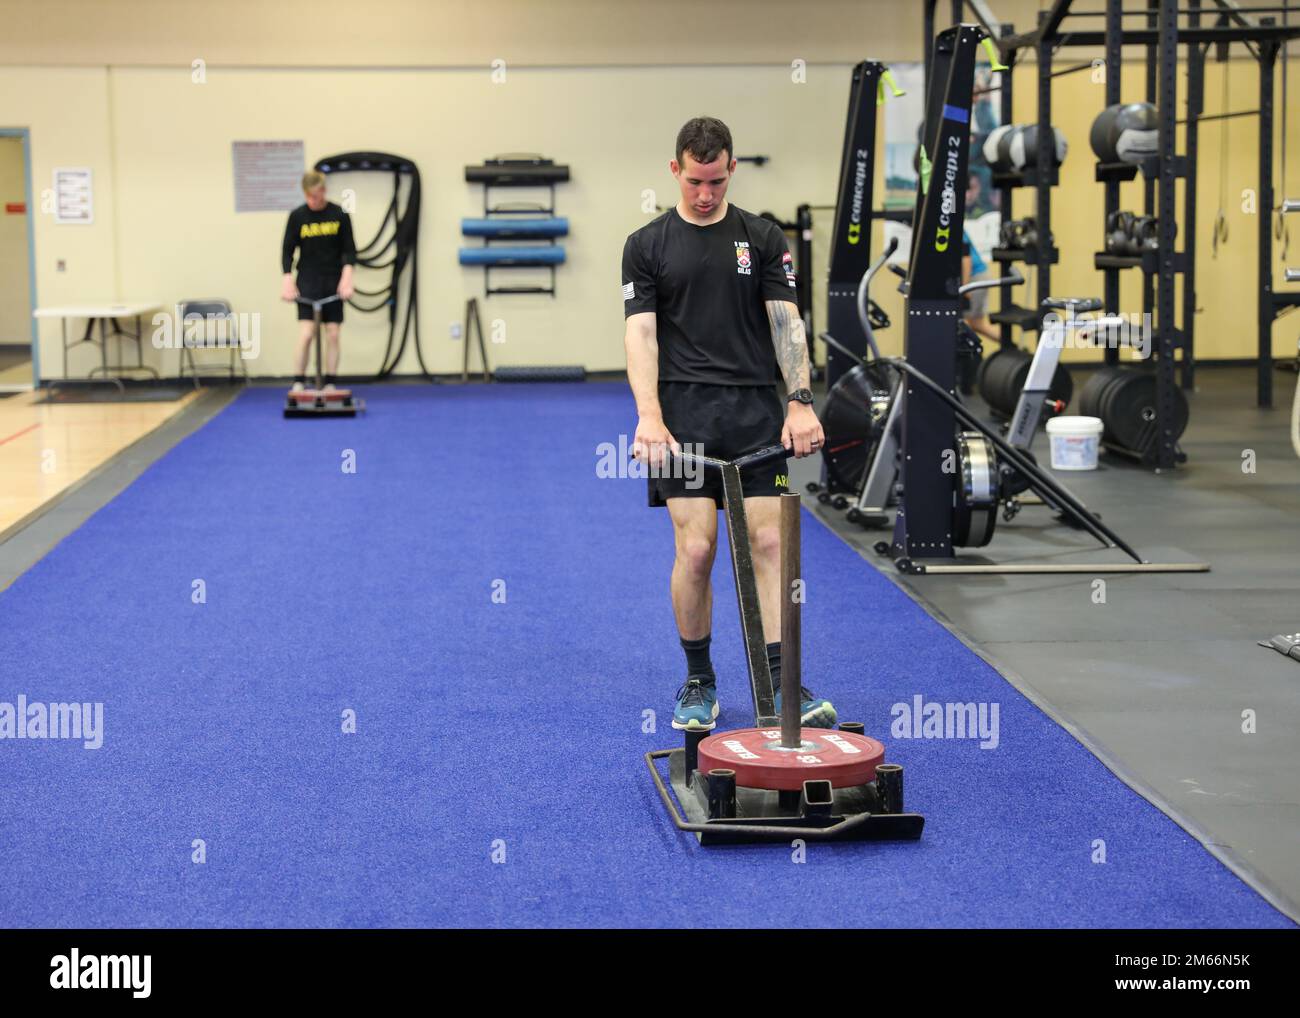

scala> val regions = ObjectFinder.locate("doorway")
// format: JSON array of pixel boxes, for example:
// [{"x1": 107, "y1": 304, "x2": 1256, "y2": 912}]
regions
[{"x1": 0, "y1": 130, "x2": 35, "y2": 392}]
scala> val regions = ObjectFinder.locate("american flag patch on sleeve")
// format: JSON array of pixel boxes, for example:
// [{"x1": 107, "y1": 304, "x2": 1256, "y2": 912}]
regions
[{"x1": 622, "y1": 282, "x2": 635, "y2": 302}]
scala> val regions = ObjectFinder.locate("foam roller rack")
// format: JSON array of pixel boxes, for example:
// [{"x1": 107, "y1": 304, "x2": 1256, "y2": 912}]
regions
[{"x1": 462, "y1": 155, "x2": 570, "y2": 297}]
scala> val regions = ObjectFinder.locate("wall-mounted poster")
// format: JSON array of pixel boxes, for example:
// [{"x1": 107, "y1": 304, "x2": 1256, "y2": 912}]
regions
[
  {"x1": 53, "y1": 167, "x2": 93, "y2": 224},
  {"x1": 233, "y1": 140, "x2": 306, "y2": 213}
]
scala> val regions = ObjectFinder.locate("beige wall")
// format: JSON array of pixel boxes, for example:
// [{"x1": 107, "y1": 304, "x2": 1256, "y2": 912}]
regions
[
  {"x1": 0, "y1": 0, "x2": 1050, "y2": 68},
  {"x1": 1, "y1": 0, "x2": 1297, "y2": 379},
  {"x1": 97, "y1": 62, "x2": 853, "y2": 378}
]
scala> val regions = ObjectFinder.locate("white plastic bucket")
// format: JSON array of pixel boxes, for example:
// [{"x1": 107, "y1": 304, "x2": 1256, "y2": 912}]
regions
[{"x1": 1045, "y1": 416, "x2": 1103, "y2": 471}]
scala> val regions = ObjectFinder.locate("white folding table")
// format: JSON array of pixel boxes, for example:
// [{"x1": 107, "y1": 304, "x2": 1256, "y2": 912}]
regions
[{"x1": 33, "y1": 303, "x2": 164, "y2": 391}]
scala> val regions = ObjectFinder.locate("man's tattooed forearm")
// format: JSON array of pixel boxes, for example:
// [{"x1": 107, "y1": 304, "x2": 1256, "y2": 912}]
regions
[{"x1": 767, "y1": 300, "x2": 809, "y2": 390}]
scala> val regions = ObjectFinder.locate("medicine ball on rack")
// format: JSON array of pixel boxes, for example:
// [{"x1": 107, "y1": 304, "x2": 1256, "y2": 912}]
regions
[
  {"x1": 1090, "y1": 102, "x2": 1160, "y2": 164},
  {"x1": 977, "y1": 347, "x2": 1074, "y2": 419},
  {"x1": 1004, "y1": 125, "x2": 1068, "y2": 171},
  {"x1": 1078, "y1": 365, "x2": 1189, "y2": 458},
  {"x1": 985, "y1": 125, "x2": 1068, "y2": 172},
  {"x1": 982, "y1": 124, "x2": 1014, "y2": 168}
]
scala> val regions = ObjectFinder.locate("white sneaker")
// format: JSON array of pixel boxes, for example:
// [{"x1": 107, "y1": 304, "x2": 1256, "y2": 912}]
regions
[
  {"x1": 322, "y1": 383, "x2": 337, "y2": 393},
  {"x1": 290, "y1": 381, "x2": 305, "y2": 393}
]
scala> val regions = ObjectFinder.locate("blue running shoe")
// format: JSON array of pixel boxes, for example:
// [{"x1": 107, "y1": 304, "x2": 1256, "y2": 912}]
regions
[
  {"x1": 672, "y1": 679, "x2": 720, "y2": 731},
  {"x1": 773, "y1": 686, "x2": 837, "y2": 729}
]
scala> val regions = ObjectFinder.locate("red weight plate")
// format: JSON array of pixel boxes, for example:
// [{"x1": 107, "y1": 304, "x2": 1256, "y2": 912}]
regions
[
  {"x1": 696, "y1": 727, "x2": 885, "y2": 791},
  {"x1": 287, "y1": 390, "x2": 351, "y2": 406}
]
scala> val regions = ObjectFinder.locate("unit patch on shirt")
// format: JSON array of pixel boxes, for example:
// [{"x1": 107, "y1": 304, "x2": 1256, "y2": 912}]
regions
[{"x1": 735, "y1": 242, "x2": 752, "y2": 276}]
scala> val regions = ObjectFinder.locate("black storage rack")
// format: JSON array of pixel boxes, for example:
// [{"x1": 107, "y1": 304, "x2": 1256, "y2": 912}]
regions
[{"x1": 934, "y1": 0, "x2": 1300, "y2": 469}]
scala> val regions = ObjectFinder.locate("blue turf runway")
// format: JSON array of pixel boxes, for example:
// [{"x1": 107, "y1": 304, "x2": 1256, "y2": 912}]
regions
[{"x1": 0, "y1": 383, "x2": 1290, "y2": 927}]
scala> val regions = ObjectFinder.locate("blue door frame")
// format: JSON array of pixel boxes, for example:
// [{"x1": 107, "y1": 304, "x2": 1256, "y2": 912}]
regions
[{"x1": 0, "y1": 127, "x2": 39, "y2": 384}]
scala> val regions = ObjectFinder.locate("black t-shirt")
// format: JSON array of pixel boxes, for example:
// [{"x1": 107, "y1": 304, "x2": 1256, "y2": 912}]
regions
[
  {"x1": 621, "y1": 204, "x2": 797, "y2": 386},
  {"x1": 281, "y1": 202, "x2": 357, "y2": 277}
]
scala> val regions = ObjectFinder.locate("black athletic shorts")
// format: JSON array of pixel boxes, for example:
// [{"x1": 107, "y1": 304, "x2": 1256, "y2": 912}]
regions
[
  {"x1": 647, "y1": 382, "x2": 789, "y2": 508},
  {"x1": 295, "y1": 272, "x2": 344, "y2": 323}
]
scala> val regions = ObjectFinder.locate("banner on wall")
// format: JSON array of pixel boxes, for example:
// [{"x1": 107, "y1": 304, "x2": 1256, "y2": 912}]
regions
[
  {"x1": 232, "y1": 141, "x2": 306, "y2": 213},
  {"x1": 882, "y1": 61, "x2": 1002, "y2": 270}
]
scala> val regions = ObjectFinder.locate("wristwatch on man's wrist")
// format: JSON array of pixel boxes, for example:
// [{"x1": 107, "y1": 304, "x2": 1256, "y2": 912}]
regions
[{"x1": 786, "y1": 388, "x2": 814, "y2": 405}]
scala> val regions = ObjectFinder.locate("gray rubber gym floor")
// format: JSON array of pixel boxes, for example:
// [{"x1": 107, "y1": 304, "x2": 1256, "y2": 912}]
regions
[{"x1": 793, "y1": 364, "x2": 1300, "y2": 922}]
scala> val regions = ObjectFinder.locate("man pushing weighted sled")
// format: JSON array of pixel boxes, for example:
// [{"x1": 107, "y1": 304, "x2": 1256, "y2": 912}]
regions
[{"x1": 622, "y1": 116, "x2": 836, "y2": 733}]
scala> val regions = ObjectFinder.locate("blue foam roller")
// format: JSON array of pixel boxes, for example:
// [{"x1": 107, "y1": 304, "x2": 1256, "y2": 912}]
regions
[
  {"x1": 459, "y1": 246, "x2": 566, "y2": 266},
  {"x1": 461, "y1": 217, "x2": 569, "y2": 238}
]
